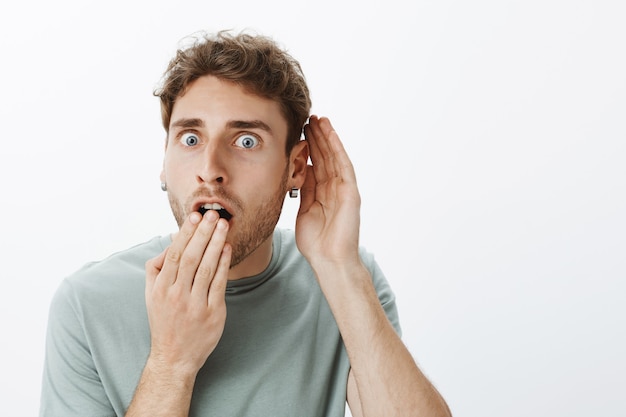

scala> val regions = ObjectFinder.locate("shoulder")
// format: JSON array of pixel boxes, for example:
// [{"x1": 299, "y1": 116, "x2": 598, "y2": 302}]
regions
[
  {"x1": 54, "y1": 235, "x2": 170, "y2": 309},
  {"x1": 273, "y1": 228, "x2": 390, "y2": 293},
  {"x1": 273, "y1": 228, "x2": 383, "y2": 276},
  {"x1": 274, "y1": 228, "x2": 376, "y2": 265},
  {"x1": 272, "y1": 228, "x2": 401, "y2": 333},
  {"x1": 71, "y1": 235, "x2": 168, "y2": 280}
]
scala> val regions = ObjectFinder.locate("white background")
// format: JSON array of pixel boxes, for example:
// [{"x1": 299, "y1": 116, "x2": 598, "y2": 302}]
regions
[{"x1": 1, "y1": 0, "x2": 625, "y2": 416}]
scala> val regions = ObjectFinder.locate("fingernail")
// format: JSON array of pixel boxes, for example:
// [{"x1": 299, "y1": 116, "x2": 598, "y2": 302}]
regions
[
  {"x1": 216, "y1": 218, "x2": 228, "y2": 230},
  {"x1": 204, "y1": 209, "x2": 219, "y2": 222},
  {"x1": 189, "y1": 212, "x2": 202, "y2": 224}
]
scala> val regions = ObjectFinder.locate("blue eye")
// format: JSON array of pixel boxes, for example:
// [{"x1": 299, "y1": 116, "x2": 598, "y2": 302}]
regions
[
  {"x1": 180, "y1": 132, "x2": 199, "y2": 147},
  {"x1": 235, "y1": 134, "x2": 259, "y2": 149}
]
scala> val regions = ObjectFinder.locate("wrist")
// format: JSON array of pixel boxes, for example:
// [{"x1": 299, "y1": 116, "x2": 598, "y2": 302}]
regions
[
  {"x1": 308, "y1": 251, "x2": 363, "y2": 272},
  {"x1": 309, "y1": 257, "x2": 370, "y2": 289},
  {"x1": 127, "y1": 354, "x2": 197, "y2": 416},
  {"x1": 145, "y1": 353, "x2": 199, "y2": 386}
]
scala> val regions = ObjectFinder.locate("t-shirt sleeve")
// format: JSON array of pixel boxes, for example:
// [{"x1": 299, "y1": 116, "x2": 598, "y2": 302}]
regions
[
  {"x1": 39, "y1": 280, "x2": 115, "y2": 417},
  {"x1": 360, "y1": 249, "x2": 402, "y2": 337}
]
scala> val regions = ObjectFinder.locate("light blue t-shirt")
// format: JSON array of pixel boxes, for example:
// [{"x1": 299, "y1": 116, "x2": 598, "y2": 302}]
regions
[{"x1": 40, "y1": 228, "x2": 400, "y2": 417}]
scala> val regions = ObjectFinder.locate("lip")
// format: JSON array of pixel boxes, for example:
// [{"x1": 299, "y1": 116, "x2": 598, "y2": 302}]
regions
[{"x1": 192, "y1": 198, "x2": 234, "y2": 221}]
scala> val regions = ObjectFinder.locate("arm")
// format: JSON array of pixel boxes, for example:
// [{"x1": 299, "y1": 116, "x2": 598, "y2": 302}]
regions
[
  {"x1": 297, "y1": 116, "x2": 451, "y2": 417},
  {"x1": 125, "y1": 210, "x2": 231, "y2": 417}
]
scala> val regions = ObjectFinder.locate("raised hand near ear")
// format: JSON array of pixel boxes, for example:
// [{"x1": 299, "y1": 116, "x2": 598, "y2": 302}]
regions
[
  {"x1": 296, "y1": 116, "x2": 361, "y2": 268},
  {"x1": 296, "y1": 116, "x2": 452, "y2": 417}
]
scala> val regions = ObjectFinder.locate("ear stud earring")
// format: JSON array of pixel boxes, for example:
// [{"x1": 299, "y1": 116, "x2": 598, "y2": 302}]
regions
[
  {"x1": 289, "y1": 188, "x2": 299, "y2": 198},
  {"x1": 160, "y1": 182, "x2": 167, "y2": 192}
]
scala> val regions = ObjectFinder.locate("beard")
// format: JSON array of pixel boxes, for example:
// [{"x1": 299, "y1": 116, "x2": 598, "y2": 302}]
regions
[{"x1": 167, "y1": 165, "x2": 289, "y2": 268}]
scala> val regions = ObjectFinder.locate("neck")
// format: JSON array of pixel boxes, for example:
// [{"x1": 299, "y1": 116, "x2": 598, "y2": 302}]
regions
[{"x1": 228, "y1": 235, "x2": 274, "y2": 281}]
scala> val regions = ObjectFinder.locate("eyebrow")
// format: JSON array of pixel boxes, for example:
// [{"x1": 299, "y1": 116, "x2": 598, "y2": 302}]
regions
[
  {"x1": 170, "y1": 118, "x2": 273, "y2": 135},
  {"x1": 226, "y1": 119, "x2": 273, "y2": 134},
  {"x1": 170, "y1": 118, "x2": 205, "y2": 130}
]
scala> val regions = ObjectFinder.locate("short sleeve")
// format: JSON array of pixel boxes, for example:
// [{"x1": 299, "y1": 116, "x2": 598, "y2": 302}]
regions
[{"x1": 39, "y1": 280, "x2": 115, "y2": 417}]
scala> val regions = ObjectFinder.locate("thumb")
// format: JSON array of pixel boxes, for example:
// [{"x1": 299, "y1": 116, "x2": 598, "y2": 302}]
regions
[{"x1": 145, "y1": 248, "x2": 168, "y2": 293}]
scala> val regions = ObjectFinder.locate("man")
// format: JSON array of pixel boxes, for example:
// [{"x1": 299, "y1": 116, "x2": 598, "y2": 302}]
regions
[{"x1": 40, "y1": 31, "x2": 451, "y2": 417}]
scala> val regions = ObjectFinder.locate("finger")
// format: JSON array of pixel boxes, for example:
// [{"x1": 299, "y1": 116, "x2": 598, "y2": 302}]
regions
[
  {"x1": 191, "y1": 217, "x2": 230, "y2": 300},
  {"x1": 158, "y1": 211, "x2": 203, "y2": 286},
  {"x1": 145, "y1": 248, "x2": 168, "y2": 294},
  {"x1": 317, "y1": 117, "x2": 357, "y2": 184},
  {"x1": 177, "y1": 209, "x2": 221, "y2": 290},
  {"x1": 310, "y1": 115, "x2": 335, "y2": 162},
  {"x1": 304, "y1": 115, "x2": 330, "y2": 183},
  {"x1": 207, "y1": 242, "x2": 231, "y2": 308},
  {"x1": 307, "y1": 115, "x2": 355, "y2": 184}
]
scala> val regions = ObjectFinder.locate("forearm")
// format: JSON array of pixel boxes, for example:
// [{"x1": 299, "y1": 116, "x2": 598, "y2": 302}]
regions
[
  {"x1": 125, "y1": 357, "x2": 196, "y2": 417},
  {"x1": 312, "y1": 261, "x2": 451, "y2": 417}
]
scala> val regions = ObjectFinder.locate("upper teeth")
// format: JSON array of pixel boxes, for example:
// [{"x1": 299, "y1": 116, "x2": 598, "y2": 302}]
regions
[{"x1": 201, "y1": 203, "x2": 225, "y2": 211}]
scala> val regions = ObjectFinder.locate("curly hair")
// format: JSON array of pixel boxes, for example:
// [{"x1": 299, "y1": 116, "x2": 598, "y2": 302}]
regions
[{"x1": 154, "y1": 30, "x2": 312, "y2": 153}]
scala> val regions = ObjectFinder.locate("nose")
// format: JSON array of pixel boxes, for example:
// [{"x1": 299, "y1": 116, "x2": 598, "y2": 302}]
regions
[{"x1": 197, "y1": 143, "x2": 228, "y2": 185}]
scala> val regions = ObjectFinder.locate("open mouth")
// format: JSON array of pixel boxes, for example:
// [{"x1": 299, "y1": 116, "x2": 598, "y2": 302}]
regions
[{"x1": 198, "y1": 203, "x2": 233, "y2": 221}]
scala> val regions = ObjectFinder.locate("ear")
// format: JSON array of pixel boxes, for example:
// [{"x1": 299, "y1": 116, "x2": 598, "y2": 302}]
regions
[{"x1": 288, "y1": 140, "x2": 309, "y2": 189}]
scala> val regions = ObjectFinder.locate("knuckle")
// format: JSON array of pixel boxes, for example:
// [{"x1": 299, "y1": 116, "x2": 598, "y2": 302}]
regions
[
  {"x1": 196, "y1": 264, "x2": 214, "y2": 278},
  {"x1": 166, "y1": 248, "x2": 182, "y2": 264},
  {"x1": 180, "y1": 253, "x2": 200, "y2": 270}
]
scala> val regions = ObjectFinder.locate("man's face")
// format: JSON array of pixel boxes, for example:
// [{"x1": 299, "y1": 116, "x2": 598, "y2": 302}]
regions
[{"x1": 161, "y1": 75, "x2": 294, "y2": 267}]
